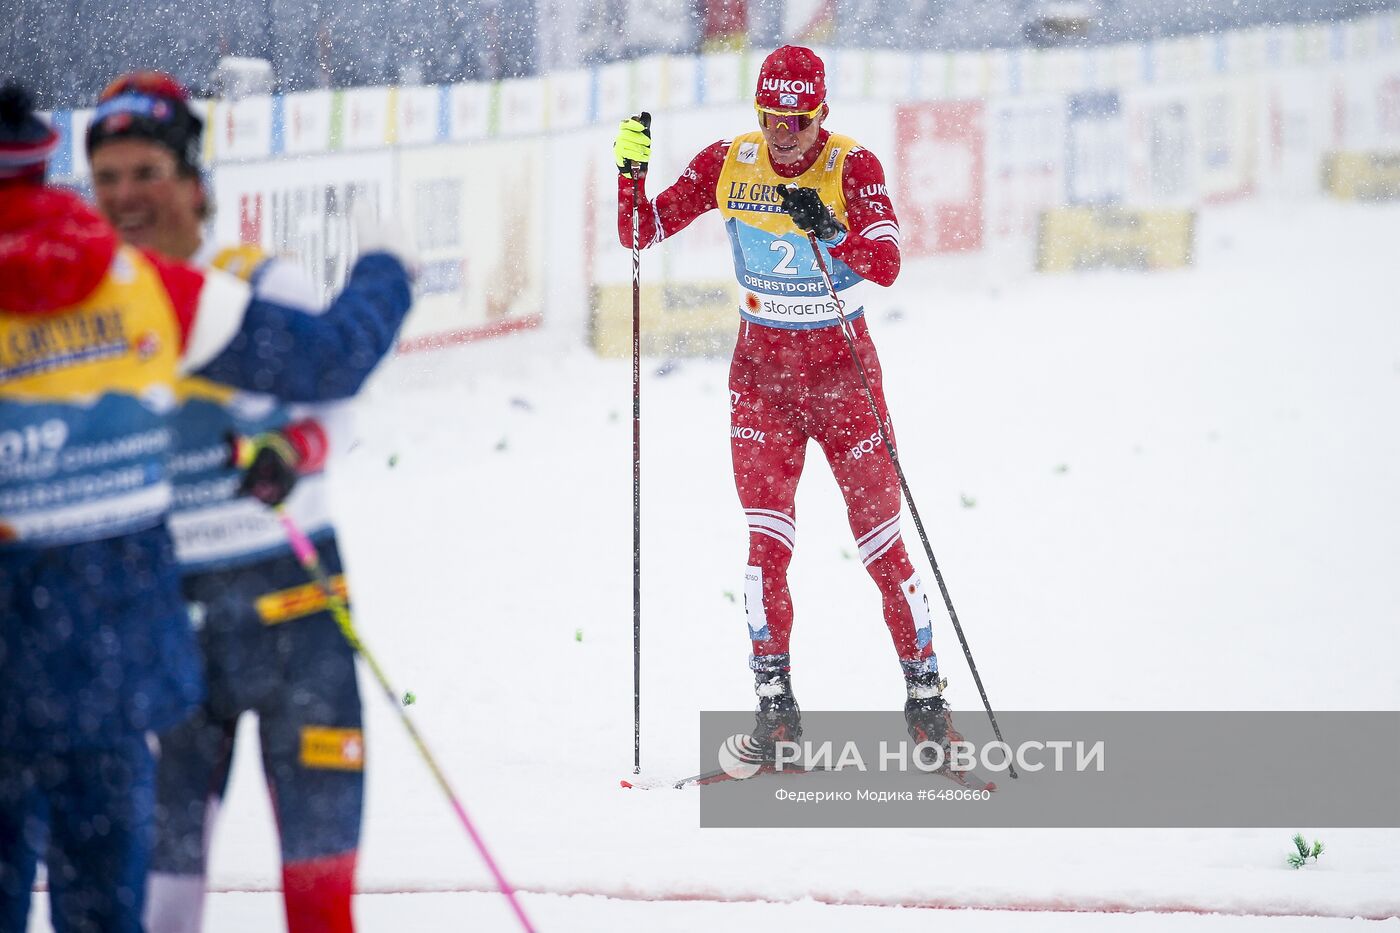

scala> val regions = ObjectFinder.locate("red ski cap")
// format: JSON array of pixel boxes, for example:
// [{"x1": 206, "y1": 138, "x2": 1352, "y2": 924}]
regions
[{"x1": 755, "y1": 46, "x2": 826, "y2": 113}]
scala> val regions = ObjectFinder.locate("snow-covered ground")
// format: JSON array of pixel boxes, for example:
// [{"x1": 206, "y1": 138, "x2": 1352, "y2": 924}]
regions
[{"x1": 29, "y1": 197, "x2": 1400, "y2": 930}]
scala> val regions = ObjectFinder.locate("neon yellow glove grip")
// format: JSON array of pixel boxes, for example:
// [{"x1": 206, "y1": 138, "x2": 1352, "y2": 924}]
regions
[
  {"x1": 614, "y1": 116, "x2": 651, "y2": 177},
  {"x1": 230, "y1": 431, "x2": 298, "y2": 471}
]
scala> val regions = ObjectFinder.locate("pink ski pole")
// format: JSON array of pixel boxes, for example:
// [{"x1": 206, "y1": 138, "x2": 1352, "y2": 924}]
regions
[{"x1": 277, "y1": 507, "x2": 538, "y2": 932}]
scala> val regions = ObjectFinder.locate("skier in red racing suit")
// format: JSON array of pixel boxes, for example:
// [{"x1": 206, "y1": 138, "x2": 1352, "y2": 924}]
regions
[{"x1": 615, "y1": 46, "x2": 962, "y2": 765}]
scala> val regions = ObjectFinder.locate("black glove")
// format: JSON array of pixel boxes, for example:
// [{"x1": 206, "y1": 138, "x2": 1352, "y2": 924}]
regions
[
  {"x1": 229, "y1": 431, "x2": 301, "y2": 507},
  {"x1": 778, "y1": 185, "x2": 844, "y2": 241}
]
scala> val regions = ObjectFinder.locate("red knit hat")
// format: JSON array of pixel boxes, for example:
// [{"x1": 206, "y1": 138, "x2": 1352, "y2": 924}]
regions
[{"x1": 755, "y1": 46, "x2": 826, "y2": 113}]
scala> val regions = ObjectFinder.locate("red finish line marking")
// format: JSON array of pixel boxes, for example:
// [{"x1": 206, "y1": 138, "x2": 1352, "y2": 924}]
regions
[{"x1": 199, "y1": 883, "x2": 1398, "y2": 922}]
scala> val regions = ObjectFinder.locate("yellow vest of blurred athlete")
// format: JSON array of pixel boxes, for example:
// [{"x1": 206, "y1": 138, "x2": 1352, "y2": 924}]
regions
[{"x1": 0, "y1": 246, "x2": 182, "y2": 548}]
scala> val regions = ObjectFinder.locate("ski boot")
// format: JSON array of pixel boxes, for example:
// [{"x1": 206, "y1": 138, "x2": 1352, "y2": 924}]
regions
[
  {"x1": 750, "y1": 667, "x2": 802, "y2": 761},
  {"x1": 903, "y1": 668, "x2": 965, "y2": 771}
]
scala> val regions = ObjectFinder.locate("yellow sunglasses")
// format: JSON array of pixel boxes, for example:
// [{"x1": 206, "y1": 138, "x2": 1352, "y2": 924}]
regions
[{"x1": 754, "y1": 102, "x2": 824, "y2": 132}]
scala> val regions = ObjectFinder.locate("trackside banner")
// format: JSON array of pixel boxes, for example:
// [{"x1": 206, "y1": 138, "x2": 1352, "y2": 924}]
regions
[
  {"x1": 697, "y1": 711, "x2": 1400, "y2": 828},
  {"x1": 210, "y1": 152, "x2": 394, "y2": 307},
  {"x1": 396, "y1": 141, "x2": 546, "y2": 346},
  {"x1": 896, "y1": 100, "x2": 986, "y2": 254}
]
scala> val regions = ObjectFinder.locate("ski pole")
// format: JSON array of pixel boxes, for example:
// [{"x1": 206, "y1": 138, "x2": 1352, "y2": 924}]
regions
[
  {"x1": 628, "y1": 111, "x2": 650, "y2": 776},
  {"x1": 802, "y1": 231, "x2": 1017, "y2": 779},
  {"x1": 274, "y1": 508, "x2": 540, "y2": 930}
]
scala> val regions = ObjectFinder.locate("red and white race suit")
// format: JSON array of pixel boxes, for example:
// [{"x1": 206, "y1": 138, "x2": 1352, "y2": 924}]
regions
[{"x1": 617, "y1": 127, "x2": 937, "y2": 675}]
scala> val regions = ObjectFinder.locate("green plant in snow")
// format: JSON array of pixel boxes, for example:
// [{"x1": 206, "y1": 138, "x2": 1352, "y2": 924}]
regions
[{"x1": 1287, "y1": 833, "x2": 1324, "y2": 869}]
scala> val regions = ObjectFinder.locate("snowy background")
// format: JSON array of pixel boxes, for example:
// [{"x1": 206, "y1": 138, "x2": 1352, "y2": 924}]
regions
[{"x1": 9, "y1": 0, "x2": 1393, "y2": 107}]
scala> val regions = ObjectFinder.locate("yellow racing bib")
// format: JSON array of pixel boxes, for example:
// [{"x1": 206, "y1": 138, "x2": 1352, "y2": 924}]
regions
[{"x1": 716, "y1": 131, "x2": 868, "y2": 329}]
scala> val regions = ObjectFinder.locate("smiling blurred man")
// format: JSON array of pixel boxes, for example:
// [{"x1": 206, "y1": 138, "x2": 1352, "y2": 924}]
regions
[
  {"x1": 87, "y1": 72, "x2": 378, "y2": 933},
  {"x1": 87, "y1": 102, "x2": 205, "y2": 259},
  {"x1": 614, "y1": 46, "x2": 965, "y2": 770}
]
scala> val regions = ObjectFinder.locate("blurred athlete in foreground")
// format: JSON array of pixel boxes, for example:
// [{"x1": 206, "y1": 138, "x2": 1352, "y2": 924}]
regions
[{"x1": 0, "y1": 82, "x2": 413, "y2": 933}]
